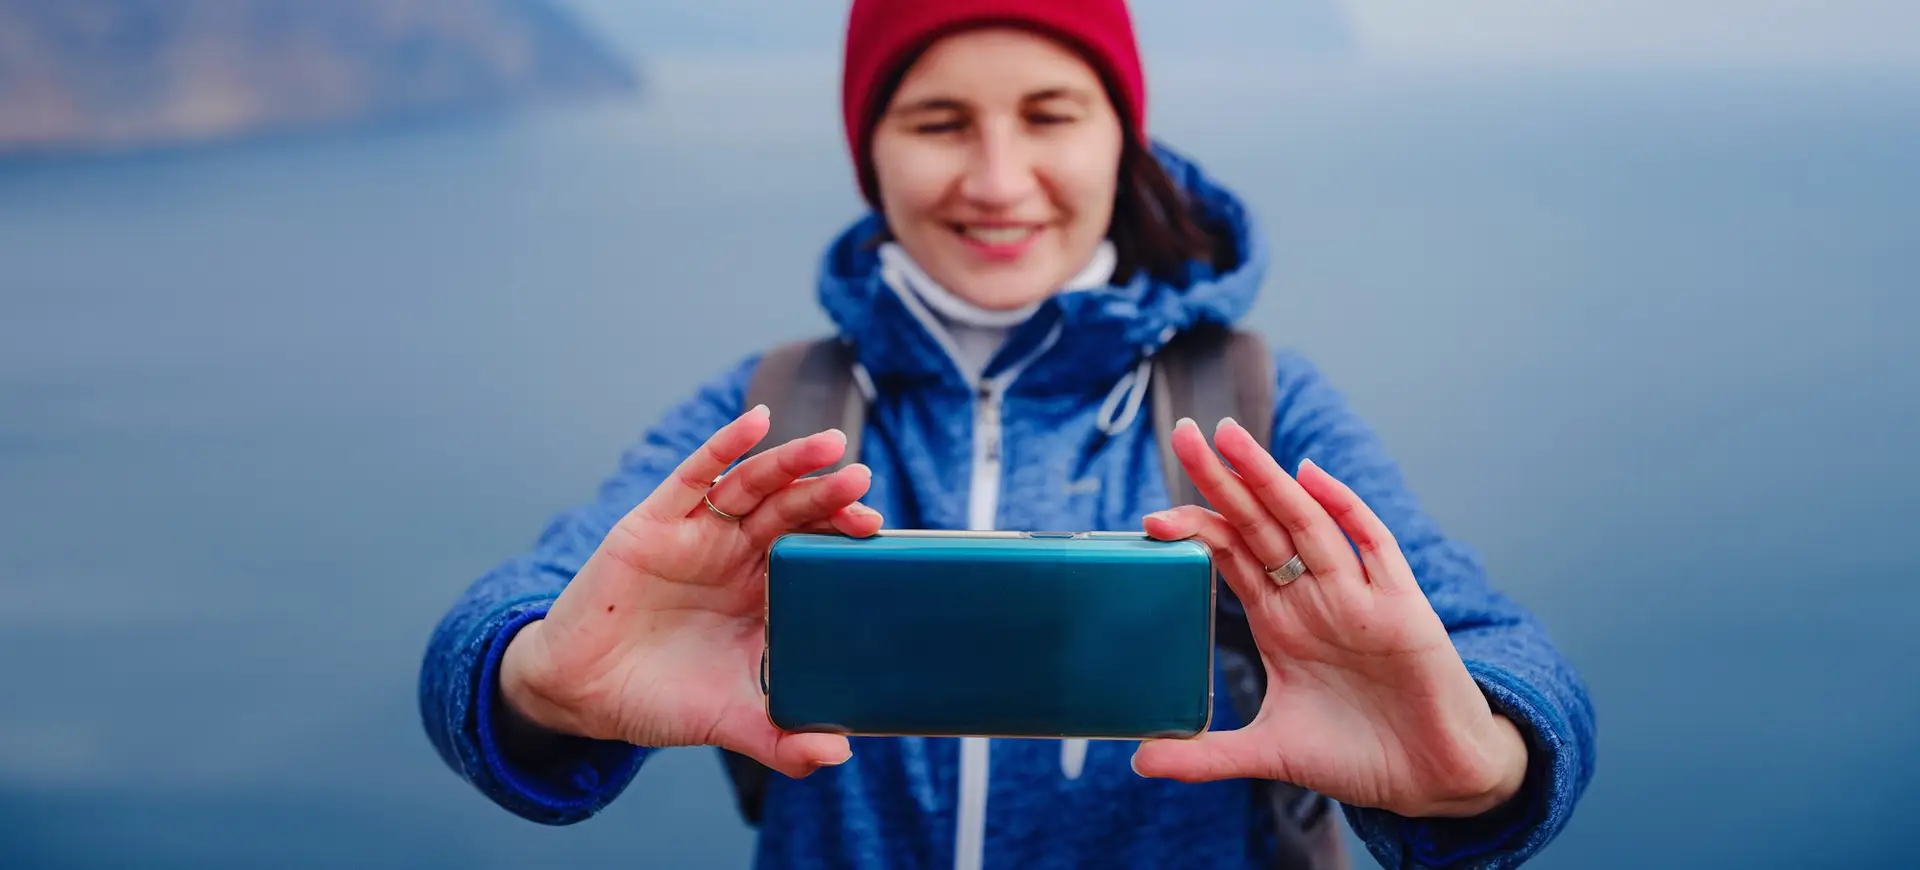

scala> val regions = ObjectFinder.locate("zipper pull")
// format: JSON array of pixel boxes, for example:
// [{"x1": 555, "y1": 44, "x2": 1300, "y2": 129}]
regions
[{"x1": 977, "y1": 385, "x2": 1001, "y2": 460}]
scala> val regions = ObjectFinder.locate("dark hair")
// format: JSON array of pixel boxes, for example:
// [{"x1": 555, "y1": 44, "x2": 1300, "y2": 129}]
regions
[{"x1": 1108, "y1": 139, "x2": 1230, "y2": 285}]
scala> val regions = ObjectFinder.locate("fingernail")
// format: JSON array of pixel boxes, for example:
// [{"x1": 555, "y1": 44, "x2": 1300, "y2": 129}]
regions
[
  {"x1": 1217, "y1": 416, "x2": 1237, "y2": 434},
  {"x1": 749, "y1": 404, "x2": 769, "y2": 418},
  {"x1": 1175, "y1": 417, "x2": 1195, "y2": 431},
  {"x1": 824, "y1": 427, "x2": 846, "y2": 444},
  {"x1": 1130, "y1": 752, "x2": 1145, "y2": 777},
  {"x1": 1298, "y1": 457, "x2": 1316, "y2": 474}
]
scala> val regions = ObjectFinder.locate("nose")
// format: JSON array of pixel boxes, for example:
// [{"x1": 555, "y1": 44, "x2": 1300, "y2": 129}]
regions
[{"x1": 958, "y1": 118, "x2": 1039, "y2": 207}]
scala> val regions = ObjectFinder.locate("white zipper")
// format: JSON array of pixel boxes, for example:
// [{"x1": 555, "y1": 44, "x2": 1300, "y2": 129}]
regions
[
  {"x1": 1061, "y1": 738, "x2": 1089, "y2": 779},
  {"x1": 954, "y1": 382, "x2": 1002, "y2": 870},
  {"x1": 955, "y1": 735, "x2": 991, "y2": 870},
  {"x1": 875, "y1": 251, "x2": 1080, "y2": 870},
  {"x1": 968, "y1": 383, "x2": 1004, "y2": 532},
  {"x1": 950, "y1": 327, "x2": 1068, "y2": 870}
]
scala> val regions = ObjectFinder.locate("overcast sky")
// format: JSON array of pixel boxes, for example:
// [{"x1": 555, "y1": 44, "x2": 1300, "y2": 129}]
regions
[
  {"x1": 564, "y1": 0, "x2": 1920, "y2": 71},
  {"x1": 1348, "y1": 0, "x2": 1920, "y2": 69}
]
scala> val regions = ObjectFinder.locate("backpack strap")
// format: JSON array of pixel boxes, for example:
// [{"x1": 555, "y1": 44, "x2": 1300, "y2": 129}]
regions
[
  {"x1": 743, "y1": 337, "x2": 866, "y2": 477},
  {"x1": 1149, "y1": 324, "x2": 1343, "y2": 870},
  {"x1": 1149, "y1": 322, "x2": 1276, "y2": 506},
  {"x1": 720, "y1": 335, "x2": 866, "y2": 826}
]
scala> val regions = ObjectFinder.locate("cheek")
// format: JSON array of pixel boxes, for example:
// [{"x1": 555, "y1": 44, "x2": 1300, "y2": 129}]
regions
[
  {"x1": 1053, "y1": 162, "x2": 1120, "y2": 236},
  {"x1": 1040, "y1": 133, "x2": 1123, "y2": 235},
  {"x1": 872, "y1": 140, "x2": 958, "y2": 224}
]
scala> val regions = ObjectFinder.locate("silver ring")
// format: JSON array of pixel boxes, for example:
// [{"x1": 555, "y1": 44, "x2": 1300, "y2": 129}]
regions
[
  {"x1": 1264, "y1": 554, "x2": 1306, "y2": 586},
  {"x1": 703, "y1": 478, "x2": 743, "y2": 521}
]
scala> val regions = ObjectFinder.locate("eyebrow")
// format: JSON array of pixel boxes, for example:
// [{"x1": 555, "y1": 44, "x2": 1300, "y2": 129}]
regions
[
  {"x1": 1025, "y1": 87, "x2": 1091, "y2": 105},
  {"x1": 890, "y1": 97, "x2": 969, "y2": 117},
  {"x1": 889, "y1": 86, "x2": 1094, "y2": 117}
]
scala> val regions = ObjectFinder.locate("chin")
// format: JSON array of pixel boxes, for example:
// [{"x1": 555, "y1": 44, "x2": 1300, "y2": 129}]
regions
[{"x1": 947, "y1": 275, "x2": 1057, "y2": 311}]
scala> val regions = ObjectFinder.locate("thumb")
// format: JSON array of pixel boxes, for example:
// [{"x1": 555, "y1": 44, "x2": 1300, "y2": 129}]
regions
[
  {"x1": 718, "y1": 712, "x2": 852, "y2": 779},
  {"x1": 770, "y1": 731, "x2": 853, "y2": 777},
  {"x1": 1131, "y1": 729, "x2": 1274, "y2": 784}
]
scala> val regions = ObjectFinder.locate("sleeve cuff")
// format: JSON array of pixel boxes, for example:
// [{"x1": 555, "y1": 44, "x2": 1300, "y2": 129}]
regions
[
  {"x1": 1344, "y1": 662, "x2": 1577, "y2": 869},
  {"x1": 464, "y1": 597, "x2": 649, "y2": 825}
]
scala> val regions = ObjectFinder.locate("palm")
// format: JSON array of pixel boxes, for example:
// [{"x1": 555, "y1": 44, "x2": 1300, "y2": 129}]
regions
[
  {"x1": 1247, "y1": 578, "x2": 1481, "y2": 812},
  {"x1": 1135, "y1": 418, "x2": 1528, "y2": 820},
  {"x1": 501, "y1": 407, "x2": 880, "y2": 779},
  {"x1": 571, "y1": 538, "x2": 765, "y2": 739}
]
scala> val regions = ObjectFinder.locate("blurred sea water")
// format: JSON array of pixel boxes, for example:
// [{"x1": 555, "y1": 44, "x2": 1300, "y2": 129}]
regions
[{"x1": 1, "y1": 54, "x2": 1916, "y2": 868}]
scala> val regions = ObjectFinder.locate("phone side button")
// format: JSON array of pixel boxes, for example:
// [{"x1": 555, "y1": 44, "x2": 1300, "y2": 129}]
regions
[{"x1": 759, "y1": 647, "x2": 770, "y2": 695}]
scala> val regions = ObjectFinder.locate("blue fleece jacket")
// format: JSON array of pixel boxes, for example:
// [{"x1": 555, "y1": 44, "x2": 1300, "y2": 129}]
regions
[{"x1": 417, "y1": 144, "x2": 1596, "y2": 869}]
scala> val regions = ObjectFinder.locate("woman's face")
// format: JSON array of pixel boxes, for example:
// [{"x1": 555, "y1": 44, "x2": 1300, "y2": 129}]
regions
[{"x1": 869, "y1": 27, "x2": 1125, "y2": 311}]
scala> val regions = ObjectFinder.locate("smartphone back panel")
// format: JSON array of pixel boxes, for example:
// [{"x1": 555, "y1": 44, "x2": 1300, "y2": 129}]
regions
[{"x1": 764, "y1": 532, "x2": 1215, "y2": 739}]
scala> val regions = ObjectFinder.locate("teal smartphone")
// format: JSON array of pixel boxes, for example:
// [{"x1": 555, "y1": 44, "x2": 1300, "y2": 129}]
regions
[{"x1": 762, "y1": 530, "x2": 1216, "y2": 740}]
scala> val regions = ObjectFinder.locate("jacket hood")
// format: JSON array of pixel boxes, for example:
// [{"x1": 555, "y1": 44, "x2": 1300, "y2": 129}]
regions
[{"x1": 813, "y1": 142, "x2": 1270, "y2": 396}]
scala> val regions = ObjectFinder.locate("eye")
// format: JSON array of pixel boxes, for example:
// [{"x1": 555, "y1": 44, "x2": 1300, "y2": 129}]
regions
[
  {"x1": 913, "y1": 119, "x2": 966, "y2": 135},
  {"x1": 1025, "y1": 98, "x2": 1083, "y2": 127}
]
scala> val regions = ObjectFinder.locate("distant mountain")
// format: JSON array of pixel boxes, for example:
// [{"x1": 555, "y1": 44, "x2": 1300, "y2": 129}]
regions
[{"x1": 0, "y1": 0, "x2": 636, "y2": 156}]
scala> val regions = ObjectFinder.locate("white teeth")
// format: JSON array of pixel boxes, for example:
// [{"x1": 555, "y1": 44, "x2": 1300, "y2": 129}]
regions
[{"x1": 961, "y1": 226, "x2": 1036, "y2": 245}]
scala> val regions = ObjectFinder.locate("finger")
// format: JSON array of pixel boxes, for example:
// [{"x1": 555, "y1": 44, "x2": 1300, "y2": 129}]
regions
[
  {"x1": 790, "y1": 502, "x2": 885, "y2": 537},
  {"x1": 1213, "y1": 419, "x2": 1366, "y2": 587},
  {"x1": 646, "y1": 405, "x2": 772, "y2": 520},
  {"x1": 707, "y1": 428, "x2": 851, "y2": 519},
  {"x1": 742, "y1": 464, "x2": 874, "y2": 542},
  {"x1": 827, "y1": 503, "x2": 885, "y2": 537},
  {"x1": 1144, "y1": 505, "x2": 1284, "y2": 610},
  {"x1": 1131, "y1": 728, "x2": 1284, "y2": 784},
  {"x1": 1167, "y1": 418, "x2": 1300, "y2": 574},
  {"x1": 1295, "y1": 459, "x2": 1418, "y2": 595}
]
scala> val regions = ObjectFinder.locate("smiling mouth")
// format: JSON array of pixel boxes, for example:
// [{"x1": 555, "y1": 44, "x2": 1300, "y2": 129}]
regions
[{"x1": 953, "y1": 224, "x2": 1042, "y2": 246}]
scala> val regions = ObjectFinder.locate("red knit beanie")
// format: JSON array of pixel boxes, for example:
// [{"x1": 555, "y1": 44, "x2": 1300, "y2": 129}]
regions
[{"x1": 841, "y1": 0, "x2": 1148, "y2": 207}]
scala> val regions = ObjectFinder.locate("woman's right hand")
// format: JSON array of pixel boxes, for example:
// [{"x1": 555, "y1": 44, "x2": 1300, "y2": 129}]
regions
[{"x1": 497, "y1": 404, "x2": 882, "y2": 778}]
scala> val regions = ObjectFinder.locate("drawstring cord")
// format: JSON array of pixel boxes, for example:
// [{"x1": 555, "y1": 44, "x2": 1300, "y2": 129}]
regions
[
  {"x1": 851, "y1": 360, "x2": 876, "y2": 402},
  {"x1": 1095, "y1": 356, "x2": 1154, "y2": 435}
]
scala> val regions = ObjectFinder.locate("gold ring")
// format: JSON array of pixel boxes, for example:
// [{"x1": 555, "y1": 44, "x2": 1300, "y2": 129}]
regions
[{"x1": 704, "y1": 478, "x2": 743, "y2": 521}]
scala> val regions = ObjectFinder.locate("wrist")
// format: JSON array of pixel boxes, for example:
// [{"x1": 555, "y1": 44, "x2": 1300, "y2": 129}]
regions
[
  {"x1": 1418, "y1": 713, "x2": 1530, "y2": 819},
  {"x1": 499, "y1": 619, "x2": 582, "y2": 739}
]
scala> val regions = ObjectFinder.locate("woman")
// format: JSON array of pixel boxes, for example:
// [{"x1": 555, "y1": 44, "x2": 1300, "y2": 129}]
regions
[{"x1": 418, "y1": 1, "x2": 1597, "y2": 867}]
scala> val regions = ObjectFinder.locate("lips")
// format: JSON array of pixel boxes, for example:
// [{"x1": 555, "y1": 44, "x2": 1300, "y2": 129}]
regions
[
  {"x1": 951, "y1": 222, "x2": 1045, "y2": 261},
  {"x1": 956, "y1": 224, "x2": 1040, "y2": 245}
]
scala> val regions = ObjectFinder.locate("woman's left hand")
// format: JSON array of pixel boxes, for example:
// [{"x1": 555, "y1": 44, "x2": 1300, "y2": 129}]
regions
[{"x1": 1134, "y1": 417, "x2": 1529, "y2": 820}]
